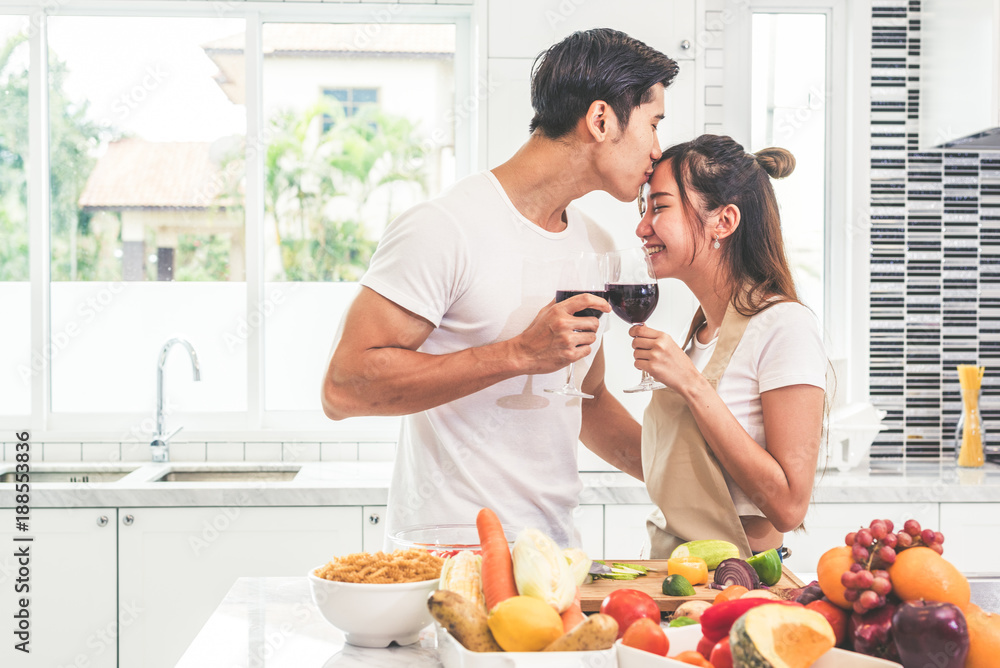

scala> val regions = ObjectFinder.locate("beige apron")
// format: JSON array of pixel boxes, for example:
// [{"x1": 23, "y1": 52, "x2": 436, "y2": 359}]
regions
[{"x1": 643, "y1": 302, "x2": 754, "y2": 559}]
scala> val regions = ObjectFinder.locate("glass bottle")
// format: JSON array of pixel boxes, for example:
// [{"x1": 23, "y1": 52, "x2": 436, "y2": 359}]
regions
[{"x1": 955, "y1": 387, "x2": 985, "y2": 468}]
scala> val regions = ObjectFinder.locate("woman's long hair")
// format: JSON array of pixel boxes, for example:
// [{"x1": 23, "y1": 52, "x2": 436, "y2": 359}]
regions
[{"x1": 658, "y1": 134, "x2": 799, "y2": 345}]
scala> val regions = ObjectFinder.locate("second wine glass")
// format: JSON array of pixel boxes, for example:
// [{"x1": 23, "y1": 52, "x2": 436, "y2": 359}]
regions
[
  {"x1": 544, "y1": 252, "x2": 608, "y2": 399},
  {"x1": 605, "y1": 247, "x2": 666, "y2": 393}
]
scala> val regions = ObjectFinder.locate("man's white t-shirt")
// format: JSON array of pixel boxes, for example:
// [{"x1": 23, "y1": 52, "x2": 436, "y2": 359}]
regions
[
  {"x1": 685, "y1": 301, "x2": 827, "y2": 516},
  {"x1": 360, "y1": 171, "x2": 615, "y2": 548}
]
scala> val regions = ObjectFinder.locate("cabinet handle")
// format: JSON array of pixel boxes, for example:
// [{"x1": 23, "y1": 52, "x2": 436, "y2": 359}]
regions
[
  {"x1": 97, "y1": 515, "x2": 108, "y2": 527},
  {"x1": 368, "y1": 513, "x2": 380, "y2": 525},
  {"x1": 680, "y1": 39, "x2": 692, "y2": 50},
  {"x1": 123, "y1": 514, "x2": 134, "y2": 526}
]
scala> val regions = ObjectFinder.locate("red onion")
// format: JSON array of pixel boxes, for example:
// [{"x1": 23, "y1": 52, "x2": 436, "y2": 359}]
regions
[{"x1": 713, "y1": 558, "x2": 761, "y2": 589}]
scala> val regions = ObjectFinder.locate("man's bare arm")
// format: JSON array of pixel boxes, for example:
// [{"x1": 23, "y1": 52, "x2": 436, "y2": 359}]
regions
[
  {"x1": 321, "y1": 287, "x2": 610, "y2": 420},
  {"x1": 579, "y1": 343, "x2": 643, "y2": 480}
]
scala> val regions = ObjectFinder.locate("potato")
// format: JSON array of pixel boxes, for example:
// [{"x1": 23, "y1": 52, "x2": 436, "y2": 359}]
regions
[
  {"x1": 427, "y1": 590, "x2": 503, "y2": 652},
  {"x1": 542, "y1": 613, "x2": 618, "y2": 652},
  {"x1": 673, "y1": 600, "x2": 712, "y2": 622},
  {"x1": 740, "y1": 589, "x2": 781, "y2": 600}
]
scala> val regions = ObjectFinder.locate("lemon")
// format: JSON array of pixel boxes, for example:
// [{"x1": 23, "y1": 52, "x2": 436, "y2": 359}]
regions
[{"x1": 487, "y1": 595, "x2": 563, "y2": 651}]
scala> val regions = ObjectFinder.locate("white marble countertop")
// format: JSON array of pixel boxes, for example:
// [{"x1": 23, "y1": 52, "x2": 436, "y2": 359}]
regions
[
  {"x1": 3, "y1": 459, "x2": 1000, "y2": 508},
  {"x1": 177, "y1": 577, "x2": 442, "y2": 668},
  {"x1": 178, "y1": 575, "x2": 1000, "y2": 667}
]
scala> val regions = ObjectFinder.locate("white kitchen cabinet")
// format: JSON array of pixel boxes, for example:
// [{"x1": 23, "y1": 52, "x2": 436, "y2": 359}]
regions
[
  {"x1": 118, "y1": 505, "x2": 362, "y2": 668},
  {"x1": 487, "y1": 0, "x2": 696, "y2": 61},
  {"x1": 0, "y1": 508, "x2": 117, "y2": 668},
  {"x1": 783, "y1": 503, "x2": 940, "y2": 576},
  {"x1": 604, "y1": 504, "x2": 656, "y2": 559},
  {"x1": 939, "y1": 503, "x2": 1000, "y2": 575},
  {"x1": 363, "y1": 505, "x2": 388, "y2": 552},
  {"x1": 575, "y1": 504, "x2": 605, "y2": 558}
]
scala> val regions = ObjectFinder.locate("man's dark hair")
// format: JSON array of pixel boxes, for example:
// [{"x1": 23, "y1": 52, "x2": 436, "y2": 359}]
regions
[{"x1": 529, "y1": 29, "x2": 679, "y2": 139}]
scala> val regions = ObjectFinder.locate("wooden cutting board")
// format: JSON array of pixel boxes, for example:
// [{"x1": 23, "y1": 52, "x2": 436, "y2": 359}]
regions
[{"x1": 579, "y1": 561, "x2": 806, "y2": 612}]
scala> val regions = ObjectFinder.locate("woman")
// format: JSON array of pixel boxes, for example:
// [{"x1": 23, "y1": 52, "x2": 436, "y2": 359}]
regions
[{"x1": 631, "y1": 134, "x2": 827, "y2": 558}]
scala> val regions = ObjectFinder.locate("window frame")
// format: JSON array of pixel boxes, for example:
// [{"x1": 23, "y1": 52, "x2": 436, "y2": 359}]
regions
[
  {"x1": 723, "y1": 0, "x2": 870, "y2": 409},
  {"x1": 1, "y1": 0, "x2": 477, "y2": 442}
]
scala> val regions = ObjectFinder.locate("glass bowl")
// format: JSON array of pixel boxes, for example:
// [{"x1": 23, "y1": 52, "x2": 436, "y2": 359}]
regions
[{"x1": 389, "y1": 523, "x2": 519, "y2": 558}]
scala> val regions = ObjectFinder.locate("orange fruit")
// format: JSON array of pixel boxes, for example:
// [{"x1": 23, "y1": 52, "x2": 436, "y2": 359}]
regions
[
  {"x1": 816, "y1": 546, "x2": 853, "y2": 610},
  {"x1": 887, "y1": 547, "x2": 970, "y2": 608},
  {"x1": 965, "y1": 603, "x2": 1000, "y2": 668}
]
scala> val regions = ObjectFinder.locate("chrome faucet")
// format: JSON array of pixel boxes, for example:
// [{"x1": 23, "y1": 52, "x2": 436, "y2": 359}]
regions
[{"x1": 151, "y1": 337, "x2": 201, "y2": 463}]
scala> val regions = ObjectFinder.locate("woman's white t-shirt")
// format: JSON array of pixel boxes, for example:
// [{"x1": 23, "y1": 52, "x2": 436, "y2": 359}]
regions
[{"x1": 686, "y1": 301, "x2": 827, "y2": 516}]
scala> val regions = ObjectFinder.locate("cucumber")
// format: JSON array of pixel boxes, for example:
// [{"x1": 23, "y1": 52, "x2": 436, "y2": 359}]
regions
[
  {"x1": 670, "y1": 540, "x2": 740, "y2": 570},
  {"x1": 662, "y1": 574, "x2": 696, "y2": 596},
  {"x1": 668, "y1": 616, "x2": 698, "y2": 628}
]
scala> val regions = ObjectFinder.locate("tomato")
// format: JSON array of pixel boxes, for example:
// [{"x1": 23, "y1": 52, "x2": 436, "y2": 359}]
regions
[
  {"x1": 696, "y1": 634, "x2": 715, "y2": 659},
  {"x1": 621, "y1": 617, "x2": 669, "y2": 656},
  {"x1": 806, "y1": 598, "x2": 849, "y2": 647},
  {"x1": 670, "y1": 650, "x2": 714, "y2": 667},
  {"x1": 599, "y1": 588, "x2": 661, "y2": 639},
  {"x1": 709, "y1": 637, "x2": 733, "y2": 668}
]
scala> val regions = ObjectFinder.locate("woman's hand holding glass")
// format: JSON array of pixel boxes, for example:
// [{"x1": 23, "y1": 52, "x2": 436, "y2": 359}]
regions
[{"x1": 604, "y1": 247, "x2": 666, "y2": 393}]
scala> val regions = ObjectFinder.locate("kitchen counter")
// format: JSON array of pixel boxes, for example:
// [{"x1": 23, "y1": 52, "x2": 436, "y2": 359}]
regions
[
  {"x1": 176, "y1": 577, "x2": 442, "y2": 668},
  {"x1": 181, "y1": 575, "x2": 1000, "y2": 668},
  {"x1": 3, "y1": 459, "x2": 1000, "y2": 508}
]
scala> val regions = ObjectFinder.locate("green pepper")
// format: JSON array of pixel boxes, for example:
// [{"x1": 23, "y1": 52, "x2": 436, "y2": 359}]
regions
[{"x1": 745, "y1": 549, "x2": 783, "y2": 586}]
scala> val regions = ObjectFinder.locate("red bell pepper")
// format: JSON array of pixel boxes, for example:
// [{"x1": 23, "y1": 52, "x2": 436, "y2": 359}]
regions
[{"x1": 699, "y1": 598, "x2": 802, "y2": 642}]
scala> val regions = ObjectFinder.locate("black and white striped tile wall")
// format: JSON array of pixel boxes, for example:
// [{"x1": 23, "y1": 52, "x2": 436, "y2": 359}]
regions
[{"x1": 869, "y1": 0, "x2": 1000, "y2": 461}]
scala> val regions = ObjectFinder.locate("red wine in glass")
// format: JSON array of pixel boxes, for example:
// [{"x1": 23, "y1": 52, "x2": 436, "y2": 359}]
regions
[
  {"x1": 605, "y1": 247, "x2": 665, "y2": 393},
  {"x1": 606, "y1": 284, "x2": 658, "y2": 324},
  {"x1": 556, "y1": 289, "x2": 611, "y2": 319},
  {"x1": 545, "y1": 252, "x2": 607, "y2": 399}
]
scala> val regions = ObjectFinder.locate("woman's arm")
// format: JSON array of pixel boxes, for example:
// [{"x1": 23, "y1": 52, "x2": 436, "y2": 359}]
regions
[
  {"x1": 630, "y1": 325, "x2": 824, "y2": 532},
  {"x1": 682, "y1": 377, "x2": 823, "y2": 532}
]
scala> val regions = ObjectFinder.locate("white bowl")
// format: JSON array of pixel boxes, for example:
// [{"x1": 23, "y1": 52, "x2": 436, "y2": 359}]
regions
[
  {"x1": 307, "y1": 568, "x2": 439, "y2": 648},
  {"x1": 616, "y1": 622, "x2": 901, "y2": 668},
  {"x1": 437, "y1": 625, "x2": 617, "y2": 668}
]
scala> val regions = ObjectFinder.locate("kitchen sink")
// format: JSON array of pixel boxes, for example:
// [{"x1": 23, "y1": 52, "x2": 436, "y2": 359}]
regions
[
  {"x1": 152, "y1": 468, "x2": 300, "y2": 483},
  {"x1": 0, "y1": 465, "x2": 140, "y2": 483}
]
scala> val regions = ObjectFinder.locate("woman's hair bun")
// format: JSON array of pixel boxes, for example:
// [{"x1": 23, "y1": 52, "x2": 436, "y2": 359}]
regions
[{"x1": 754, "y1": 147, "x2": 795, "y2": 179}]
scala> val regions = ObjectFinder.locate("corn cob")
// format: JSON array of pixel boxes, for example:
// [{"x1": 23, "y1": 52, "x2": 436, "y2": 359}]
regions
[{"x1": 439, "y1": 550, "x2": 487, "y2": 615}]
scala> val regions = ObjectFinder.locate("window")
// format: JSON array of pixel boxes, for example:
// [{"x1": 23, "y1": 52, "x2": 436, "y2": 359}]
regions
[
  {"x1": 46, "y1": 15, "x2": 247, "y2": 415},
  {"x1": 0, "y1": 14, "x2": 30, "y2": 416},
  {"x1": 261, "y1": 22, "x2": 457, "y2": 413},
  {"x1": 5, "y1": 5, "x2": 470, "y2": 434},
  {"x1": 322, "y1": 87, "x2": 379, "y2": 130},
  {"x1": 750, "y1": 13, "x2": 828, "y2": 322}
]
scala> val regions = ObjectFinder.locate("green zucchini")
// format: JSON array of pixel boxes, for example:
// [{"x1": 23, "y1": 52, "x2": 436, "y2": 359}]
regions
[{"x1": 670, "y1": 539, "x2": 740, "y2": 570}]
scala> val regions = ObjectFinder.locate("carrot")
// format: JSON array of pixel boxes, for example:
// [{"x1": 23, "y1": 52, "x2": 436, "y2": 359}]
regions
[
  {"x1": 561, "y1": 586, "x2": 586, "y2": 633},
  {"x1": 476, "y1": 507, "x2": 518, "y2": 611}
]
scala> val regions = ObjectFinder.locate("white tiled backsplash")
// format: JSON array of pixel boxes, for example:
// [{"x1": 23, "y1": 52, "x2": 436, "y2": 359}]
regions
[{"x1": 1, "y1": 440, "x2": 396, "y2": 463}]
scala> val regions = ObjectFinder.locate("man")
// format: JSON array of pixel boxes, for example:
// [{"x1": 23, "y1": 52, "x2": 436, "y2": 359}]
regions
[{"x1": 322, "y1": 28, "x2": 678, "y2": 547}]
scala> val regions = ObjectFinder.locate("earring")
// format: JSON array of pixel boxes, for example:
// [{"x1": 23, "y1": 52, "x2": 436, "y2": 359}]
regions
[{"x1": 713, "y1": 236, "x2": 721, "y2": 250}]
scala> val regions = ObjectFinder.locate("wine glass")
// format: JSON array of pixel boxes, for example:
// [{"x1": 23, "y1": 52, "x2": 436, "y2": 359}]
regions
[
  {"x1": 544, "y1": 252, "x2": 608, "y2": 399},
  {"x1": 605, "y1": 247, "x2": 666, "y2": 393}
]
